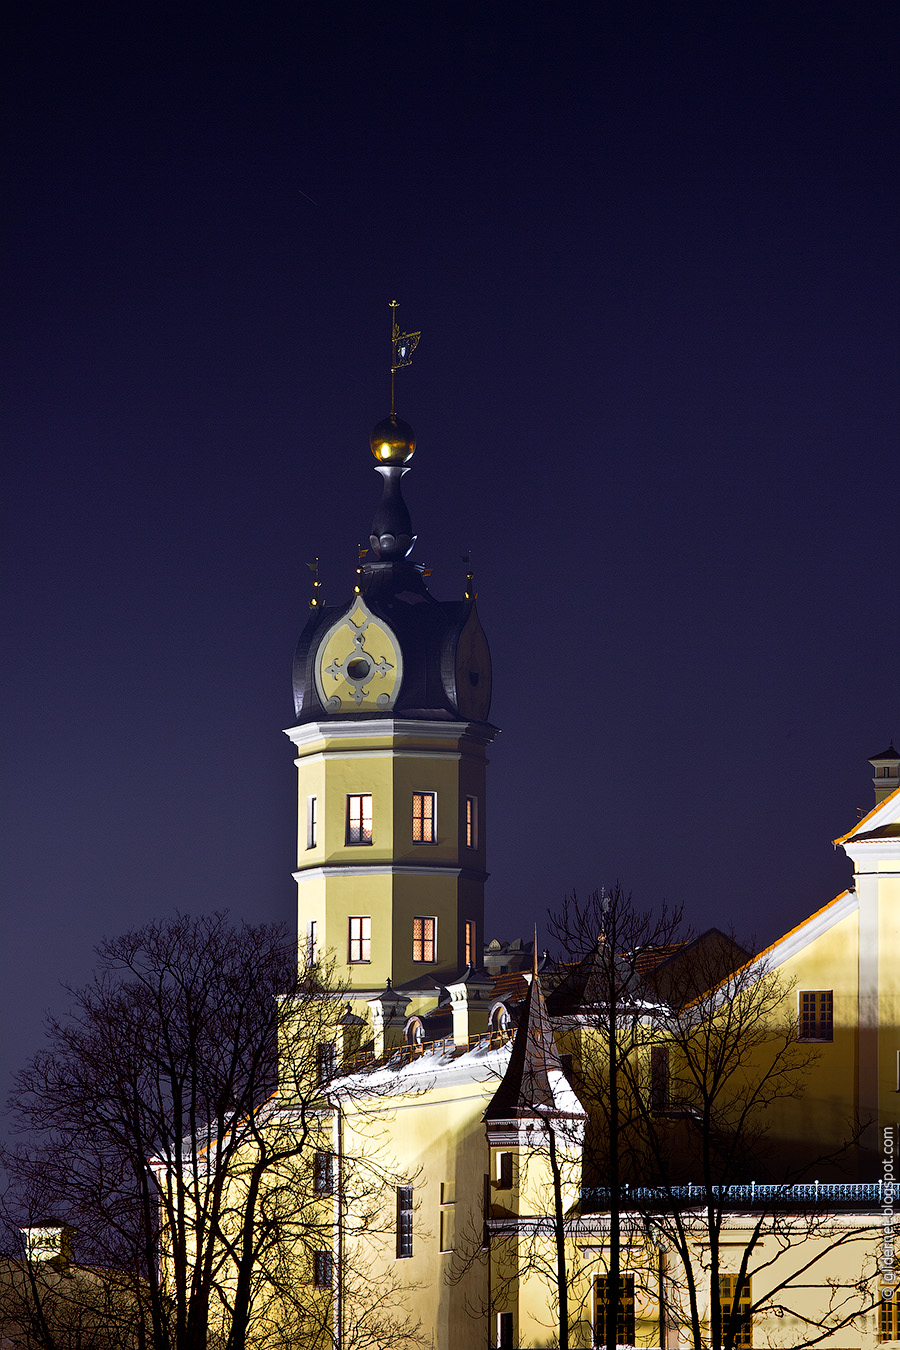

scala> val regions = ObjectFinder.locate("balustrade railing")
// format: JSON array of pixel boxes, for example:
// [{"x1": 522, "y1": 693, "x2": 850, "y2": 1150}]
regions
[{"x1": 581, "y1": 1180, "x2": 888, "y2": 1211}]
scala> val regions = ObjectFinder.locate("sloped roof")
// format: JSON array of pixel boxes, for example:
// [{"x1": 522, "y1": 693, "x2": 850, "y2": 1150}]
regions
[{"x1": 484, "y1": 955, "x2": 582, "y2": 1123}]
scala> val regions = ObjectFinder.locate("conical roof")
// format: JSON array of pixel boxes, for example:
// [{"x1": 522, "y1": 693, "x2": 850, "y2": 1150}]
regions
[{"x1": 484, "y1": 950, "x2": 577, "y2": 1122}]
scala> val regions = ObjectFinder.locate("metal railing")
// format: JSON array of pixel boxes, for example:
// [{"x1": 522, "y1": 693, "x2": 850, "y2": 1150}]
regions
[
  {"x1": 581, "y1": 1180, "x2": 888, "y2": 1211},
  {"x1": 340, "y1": 1026, "x2": 513, "y2": 1075}
]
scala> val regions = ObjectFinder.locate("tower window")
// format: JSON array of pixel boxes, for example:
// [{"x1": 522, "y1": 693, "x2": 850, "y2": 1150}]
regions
[
  {"x1": 799, "y1": 990, "x2": 833, "y2": 1041},
  {"x1": 496, "y1": 1152, "x2": 513, "y2": 1189},
  {"x1": 313, "y1": 1151, "x2": 334, "y2": 1195},
  {"x1": 465, "y1": 919, "x2": 476, "y2": 967},
  {"x1": 412, "y1": 791, "x2": 436, "y2": 843},
  {"x1": 307, "y1": 795, "x2": 317, "y2": 849},
  {"x1": 412, "y1": 916, "x2": 436, "y2": 963},
  {"x1": 497, "y1": 1313, "x2": 513, "y2": 1349},
  {"x1": 717, "y1": 1275, "x2": 752, "y2": 1348},
  {"x1": 396, "y1": 1186, "x2": 413, "y2": 1258},
  {"x1": 306, "y1": 920, "x2": 318, "y2": 967},
  {"x1": 593, "y1": 1275, "x2": 635, "y2": 1347},
  {"x1": 348, "y1": 916, "x2": 371, "y2": 964},
  {"x1": 465, "y1": 795, "x2": 478, "y2": 848},
  {"x1": 346, "y1": 794, "x2": 373, "y2": 845},
  {"x1": 313, "y1": 1250, "x2": 333, "y2": 1289},
  {"x1": 882, "y1": 1292, "x2": 900, "y2": 1341}
]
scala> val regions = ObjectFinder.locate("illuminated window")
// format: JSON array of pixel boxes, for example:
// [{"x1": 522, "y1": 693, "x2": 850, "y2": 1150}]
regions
[
  {"x1": 313, "y1": 1250, "x2": 333, "y2": 1288},
  {"x1": 717, "y1": 1275, "x2": 752, "y2": 1347},
  {"x1": 497, "y1": 1312, "x2": 513, "y2": 1349},
  {"x1": 465, "y1": 795, "x2": 478, "y2": 848},
  {"x1": 465, "y1": 919, "x2": 476, "y2": 967},
  {"x1": 306, "y1": 795, "x2": 317, "y2": 849},
  {"x1": 306, "y1": 920, "x2": 318, "y2": 967},
  {"x1": 313, "y1": 1151, "x2": 333, "y2": 1195},
  {"x1": 412, "y1": 916, "x2": 436, "y2": 963},
  {"x1": 650, "y1": 1044, "x2": 670, "y2": 1113},
  {"x1": 593, "y1": 1275, "x2": 635, "y2": 1347},
  {"x1": 412, "y1": 791, "x2": 436, "y2": 843},
  {"x1": 348, "y1": 916, "x2": 371, "y2": 964},
  {"x1": 346, "y1": 794, "x2": 372, "y2": 845},
  {"x1": 396, "y1": 1186, "x2": 413, "y2": 1258},
  {"x1": 881, "y1": 1293, "x2": 899, "y2": 1341},
  {"x1": 799, "y1": 990, "x2": 833, "y2": 1041}
]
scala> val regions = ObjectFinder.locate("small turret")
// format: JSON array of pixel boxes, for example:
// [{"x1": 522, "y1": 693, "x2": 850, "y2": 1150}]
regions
[{"x1": 868, "y1": 743, "x2": 900, "y2": 805}]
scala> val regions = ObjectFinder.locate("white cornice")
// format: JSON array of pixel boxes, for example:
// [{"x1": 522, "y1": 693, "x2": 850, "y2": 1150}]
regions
[
  {"x1": 293, "y1": 748, "x2": 462, "y2": 765},
  {"x1": 294, "y1": 863, "x2": 485, "y2": 881},
  {"x1": 841, "y1": 838, "x2": 900, "y2": 865},
  {"x1": 284, "y1": 719, "x2": 498, "y2": 751}
]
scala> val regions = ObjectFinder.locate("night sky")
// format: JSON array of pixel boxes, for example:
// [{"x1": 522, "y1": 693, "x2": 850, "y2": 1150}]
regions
[{"x1": 3, "y1": 3, "x2": 898, "y2": 1118}]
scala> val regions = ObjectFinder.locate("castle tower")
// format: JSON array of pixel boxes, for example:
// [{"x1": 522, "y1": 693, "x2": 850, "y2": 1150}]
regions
[{"x1": 285, "y1": 340, "x2": 496, "y2": 1006}]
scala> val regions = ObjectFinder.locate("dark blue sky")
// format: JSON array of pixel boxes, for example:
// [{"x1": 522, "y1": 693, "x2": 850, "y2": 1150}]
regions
[{"x1": 3, "y1": 3, "x2": 898, "y2": 1114}]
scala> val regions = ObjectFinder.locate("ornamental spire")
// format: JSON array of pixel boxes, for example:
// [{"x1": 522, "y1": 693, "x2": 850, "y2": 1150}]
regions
[
  {"x1": 368, "y1": 302, "x2": 422, "y2": 561},
  {"x1": 389, "y1": 300, "x2": 421, "y2": 416}
]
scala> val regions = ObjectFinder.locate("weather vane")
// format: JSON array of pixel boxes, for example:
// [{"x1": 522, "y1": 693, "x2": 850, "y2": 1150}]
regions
[{"x1": 389, "y1": 300, "x2": 421, "y2": 414}]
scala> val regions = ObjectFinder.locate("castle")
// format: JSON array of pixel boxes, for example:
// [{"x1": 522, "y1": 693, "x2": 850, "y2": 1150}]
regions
[{"x1": 276, "y1": 367, "x2": 900, "y2": 1348}]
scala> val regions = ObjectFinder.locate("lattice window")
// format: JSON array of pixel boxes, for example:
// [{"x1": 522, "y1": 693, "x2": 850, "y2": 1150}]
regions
[
  {"x1": 465, "y1": 919, "x2": 475, "y2": 967},
  {"x1": 412, "y1": 791, "x2": 436, "y2": 843},
  {"x1": 396, "y1": 1186, "x2": 413, "y2": 1258},
  {"x1": 412, "y1": 916, "x2": 436, "y2": 963},
  {"x1": 346, "y1": 793, "x2": 372, "y2": 844},
  {"x1": 348, "y1": 915, "x2": 371, "y2": 964},
  {"x1": 593, "y1": 1275, "x2": 635, "y2": 1347},
  {"x1": 315, "y1": 1042, "x2": 336, "y2": 1087},
  {"x1": 650, "y1": 1044, "x2": 670, "y2": 1112},
  {"x1": 799, "y1": 990, "x2": 833, "y2": 1041},
  {"x1": 313, "y1": 1250, "x2": 333, "y2": 1288},
  {"x1": 313, "y1": 1151, "x2": 333, "y2": 1195},
  {"x1": 718, "y1": 1274, "x2": 752, "y2": 1348},
  {"x1": 881, "y1": 1293, "x2": 900, "y2": 1342}
]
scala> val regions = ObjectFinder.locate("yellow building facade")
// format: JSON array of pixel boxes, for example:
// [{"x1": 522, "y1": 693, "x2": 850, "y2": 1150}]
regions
[{"x1": 234, "y1": 399, "x2": 900, "y2": 1349}]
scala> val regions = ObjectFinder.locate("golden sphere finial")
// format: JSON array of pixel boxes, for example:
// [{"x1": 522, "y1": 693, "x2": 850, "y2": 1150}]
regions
[{"x1": 370, "y1": 412, "x2": 416, "y2": 465}]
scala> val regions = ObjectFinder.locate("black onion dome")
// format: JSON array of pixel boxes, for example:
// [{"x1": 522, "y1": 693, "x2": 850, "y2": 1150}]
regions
[{"x1": 291, "y1": 563, "x2": 493, "y2": 725}]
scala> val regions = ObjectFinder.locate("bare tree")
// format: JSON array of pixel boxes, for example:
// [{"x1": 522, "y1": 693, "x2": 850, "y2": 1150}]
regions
[
  {"x1": 5, "y1": 913, "x2": 419, "y2": 1350},
  {"x1": 548, "y1": 884, "x2": 685, "y2": 1350},
  {"x1": 613, "y1": 940, "x2": 877, "y2": 1350}
]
